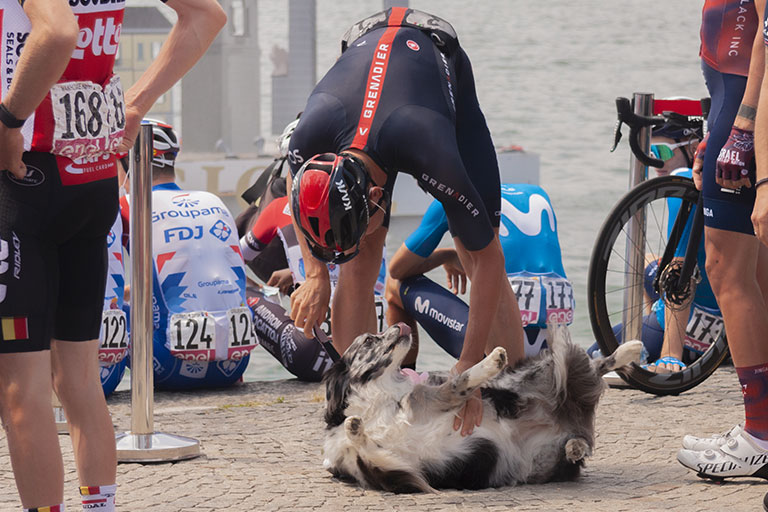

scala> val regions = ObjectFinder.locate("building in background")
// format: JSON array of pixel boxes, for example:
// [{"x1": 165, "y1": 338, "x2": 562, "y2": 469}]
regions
[{"x1": 115, "y1": 7, "x2": 176, "y2": 124}]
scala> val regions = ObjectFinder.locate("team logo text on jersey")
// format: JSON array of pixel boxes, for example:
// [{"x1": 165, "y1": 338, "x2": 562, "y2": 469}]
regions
[
  {"x1": 164, "y1": 226, "x2": 203, "y2": 243},
  {"x1": 413, "y1": 296, "x2": 465, "y2": 332},
  {"x1": 362, "y1": 43, "x2": 391, "y2": 120},
  {"x1": 72, "y1": 15, "x2": 121, "y2": 60},
  {"x1": 420, "y1": 173, "x2": 480, "y2": 217}
]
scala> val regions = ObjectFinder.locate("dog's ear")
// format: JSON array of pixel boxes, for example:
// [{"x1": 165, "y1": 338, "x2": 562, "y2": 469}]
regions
[{"x1": 323, "y1": 359, "x2": 350, "y2": 428}]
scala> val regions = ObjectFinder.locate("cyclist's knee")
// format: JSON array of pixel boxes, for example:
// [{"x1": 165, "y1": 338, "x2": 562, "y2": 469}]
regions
[{"x1": 385, "y1": 276, "x2": 403, "y2": 310}]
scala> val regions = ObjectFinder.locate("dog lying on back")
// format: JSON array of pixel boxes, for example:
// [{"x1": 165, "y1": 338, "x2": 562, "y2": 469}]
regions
[{"x1": 322, "y1": 323, "x2": 642, "y2": 492}]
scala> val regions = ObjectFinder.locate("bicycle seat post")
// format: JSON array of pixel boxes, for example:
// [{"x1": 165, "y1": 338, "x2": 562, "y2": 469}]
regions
[{"x1": 623, "y1": 92, "x2": 654, "y2": 343}]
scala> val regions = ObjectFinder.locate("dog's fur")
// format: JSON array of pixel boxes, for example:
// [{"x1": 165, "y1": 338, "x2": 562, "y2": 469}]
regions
[{"x1": 322, "y1": 323, "x2": 642, "y2": 492}]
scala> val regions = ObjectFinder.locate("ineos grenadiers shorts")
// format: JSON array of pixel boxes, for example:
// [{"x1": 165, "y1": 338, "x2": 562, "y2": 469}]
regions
[{"x1": 0, "y1": 152, "x2": 118, "y2": 352}]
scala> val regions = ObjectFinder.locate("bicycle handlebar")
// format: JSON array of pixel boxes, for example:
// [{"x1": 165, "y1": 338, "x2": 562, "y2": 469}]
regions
[{"x1": 612, "y1": 97, "x2": 666, "y2": 168}]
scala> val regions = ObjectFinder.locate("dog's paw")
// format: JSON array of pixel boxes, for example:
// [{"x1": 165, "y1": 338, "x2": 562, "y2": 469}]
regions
[
  {"x1": 613, "y1": 340, "x2": 644, "y2": 367},
  {"x1": 488, "y1": 347, "x2": 507, "y2": 370},
  {"x1": 565, "y1": 438, "x2": 591, "y2": 463},
  {"x1": 344, "y1": 416, "x2": 365, "y2": 443}
]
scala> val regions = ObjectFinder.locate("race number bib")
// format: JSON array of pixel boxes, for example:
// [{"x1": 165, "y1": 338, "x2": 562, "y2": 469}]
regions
[
  {"x1": 227, "y1": 306, "x2": 256, "y2": 360},
  {"x1": 543, "y1": 277, "x2": 575, "y2": 324},
  {"x1": 508, "y1": 275, "x2": 541, "y2": 326},
  {"x1": 99, "y1": 309, "x2": 128, "y2": 364},
  {"x1": 316, "y1": 295, "x2": 388, "y2": 338},
  {"x1": 684, "y1": 306, "x2": 724, "y2": 354},
  {"x1": 50, "y1": 75, "x2": 125, "y2": 160},
  {"x1": 169, "y1": 311, "x2": 215, "y2": 361}
]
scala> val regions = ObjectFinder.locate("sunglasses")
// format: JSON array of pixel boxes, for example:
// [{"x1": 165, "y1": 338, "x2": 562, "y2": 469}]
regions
[
  {"x1": 308, "y1": 241, "x2": 361, "y2": 265},
  {"x1": 650, "y1": 140, "x2": 695, "y2": 162}
]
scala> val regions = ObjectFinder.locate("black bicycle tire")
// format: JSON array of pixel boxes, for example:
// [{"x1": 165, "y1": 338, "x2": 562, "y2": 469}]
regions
[{"x1": 588, "y1": 175, "x2": 730, "y2": 395}]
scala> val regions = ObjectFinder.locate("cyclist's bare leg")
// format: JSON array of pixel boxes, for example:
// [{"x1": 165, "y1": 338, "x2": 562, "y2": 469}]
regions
[
  {"x1": 332, "y1": 226, "x2": 388, "y2": 354},
  {"x1": 704, "y1": 227, "x2": 768, "y2": 366},
  {"x1": 651, "y1": 297, "x2": 693, "y2": 373},
  {"x1": 0, "y1": 350, "x2": 65, "y2": 508},
  {"x1": 756, "y1": 244, "x2": 768, "y2": 307},
  {"x1": 385, "y1": 275, "x2": 420, "y2": 367},
  {"x1": 51, "y1": 338, "x2": 116, "y2": 486}
]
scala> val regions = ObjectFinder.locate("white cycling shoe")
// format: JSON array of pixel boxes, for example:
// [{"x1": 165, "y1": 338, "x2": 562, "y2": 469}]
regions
[
  {"x1": 682, "y1": 423, "x2": 744, "y2": 451},
  {"x1": 677, "y1": 426, "x2": 768, "y2": 480}
]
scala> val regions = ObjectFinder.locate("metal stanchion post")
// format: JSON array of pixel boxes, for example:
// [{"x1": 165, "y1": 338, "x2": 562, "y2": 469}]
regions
[
  {"x1": 115, "y1": 124, "x2": 201, "y2": 462},
  {"x1": 622, "y1": 92, "x2": 653, "y2": 344},
  {"x1": 52, "y1": 392, "x2": 68, "y2": 434}
]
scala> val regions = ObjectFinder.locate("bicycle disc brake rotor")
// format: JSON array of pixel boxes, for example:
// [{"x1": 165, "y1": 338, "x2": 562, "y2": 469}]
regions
[{"x1": 658, "y1": 261, "x2": 699, "y2": 309}]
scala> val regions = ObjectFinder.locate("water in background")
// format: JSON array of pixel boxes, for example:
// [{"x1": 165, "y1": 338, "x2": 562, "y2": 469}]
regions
[{"x1": 243, "y1": 0, "x2": 708, "y2": 381}]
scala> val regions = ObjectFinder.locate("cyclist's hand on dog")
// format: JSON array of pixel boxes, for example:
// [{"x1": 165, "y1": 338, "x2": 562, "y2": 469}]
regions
[
  {"x1": 692, "y1": 133, "x2": 707, "y2": 191},
  {"x1": 443, "y1": 253, "x2": 467, "y2": 295},
  {"x1": 289, "y1": 276, "x2": 330, "y2": 332},
  {"x1": 716, "y1": 127, "x2": 754, "y2": 190},
  {"x1": 454, "y1": 388, "x2": 483, "y2": 436}
]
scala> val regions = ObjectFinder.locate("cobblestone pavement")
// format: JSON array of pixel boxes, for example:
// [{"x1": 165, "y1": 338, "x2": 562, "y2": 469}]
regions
[{"x1": 1, "y1": 367, "x2": 766, "y2": 511}]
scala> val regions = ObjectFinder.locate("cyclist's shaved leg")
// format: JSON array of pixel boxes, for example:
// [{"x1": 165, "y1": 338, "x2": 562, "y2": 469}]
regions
[
  {"x1": 453, "y1": 233, "x2": 524, "y2": 365},
  {"x1": 0, "y1": 351, "x2": 64, "y2": 507},
  {"x1": 704, "y1": 227, "x2": 768, "y2": 366},
  {"x1": 332, "y1": 226, "x2": 388, "y2": 354},
  {"x1": 51, "y1": 338, "x2": 116, "y2": 485},
  {"x1": 756, "y1": 245, "x2": 768, "y2": 308},
  {"x1": 385, "y1": 275, "x2": 419, "y2": 368}
]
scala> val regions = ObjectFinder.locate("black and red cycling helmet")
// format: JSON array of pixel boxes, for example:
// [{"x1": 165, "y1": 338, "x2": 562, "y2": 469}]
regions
[{"x1": 291, "y1": 153, "x2": 370, "y2": 263}]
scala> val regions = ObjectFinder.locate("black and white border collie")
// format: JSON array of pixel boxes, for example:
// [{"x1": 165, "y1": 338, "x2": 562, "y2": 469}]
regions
[{"x1": 322, "y1": 323, "x2": 642, "y2": 492}]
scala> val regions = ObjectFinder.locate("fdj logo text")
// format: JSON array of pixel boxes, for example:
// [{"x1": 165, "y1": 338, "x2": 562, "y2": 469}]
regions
[{"x1": 164, "y1": 226, "x2": 203, "y2": 243}]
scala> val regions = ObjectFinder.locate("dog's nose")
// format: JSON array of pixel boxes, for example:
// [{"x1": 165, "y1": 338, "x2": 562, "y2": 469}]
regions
[{"x1": 395, "y1": 322, "x2": 411, "y2": 336}]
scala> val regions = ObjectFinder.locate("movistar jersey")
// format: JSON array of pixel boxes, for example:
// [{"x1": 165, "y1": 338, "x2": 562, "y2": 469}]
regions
[
  {"x1": 405, "y1": 184, "x2": 572, "y2": 327},
  {"x1": 289, "y1": 9, "x2": 501, "y2": 252}
]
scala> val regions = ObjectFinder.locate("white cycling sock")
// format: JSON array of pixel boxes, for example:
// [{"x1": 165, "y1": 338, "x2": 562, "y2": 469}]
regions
[
  {"x1": 79, "y1": 484, "x2": 116, "y2": 511},
  {"x1": 745, "y1": 430, "x2": 768, "y2": 450}
]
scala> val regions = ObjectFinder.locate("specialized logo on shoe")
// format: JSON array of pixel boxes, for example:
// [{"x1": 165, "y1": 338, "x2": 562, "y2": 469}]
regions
[
  {"x1": 7, "y1": 165, "x2": 44, "y2": 186},
  {"x1": 406, "y1": 40, "x2": 420, "y2": 51}
]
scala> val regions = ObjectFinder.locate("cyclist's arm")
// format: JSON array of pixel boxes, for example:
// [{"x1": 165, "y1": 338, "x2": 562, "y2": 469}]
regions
[
  {"x1": 0, "y1": 0, "x2": 78, "y2": 178},
  {"x1": 389, "y1": 245, "x2": 462, "y2": 281},
  {"x1": 118, "y1": 0, "x2": 227, "y2": 152},
  {"x1": 5, "y1": 0, "x2": 77, "y2": 120},
  {"x1": 239, "y1": 199, "x2": 284, "y2": 263},
  {"x1": 734, "y1": 0, "x2": 766, "y2": 131},
  {"x1": 285, "y1": 172, "x2": 331, "y2": 331},
  {"x1": 754, "y1": 0, "x2": 768, "y2": 243}
]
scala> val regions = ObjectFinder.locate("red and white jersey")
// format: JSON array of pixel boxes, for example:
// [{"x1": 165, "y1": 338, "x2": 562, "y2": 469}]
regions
[{"x1": 0, "y1": 0, "x2": 126, "y2": 176}]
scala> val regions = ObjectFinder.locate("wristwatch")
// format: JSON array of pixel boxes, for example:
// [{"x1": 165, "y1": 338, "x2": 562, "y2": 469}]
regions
[{"x1": 0, "y1": 103, "x2": 26, "y2": 129}]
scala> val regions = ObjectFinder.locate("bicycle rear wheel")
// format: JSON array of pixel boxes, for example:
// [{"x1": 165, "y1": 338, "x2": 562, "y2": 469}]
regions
[{"x1": 588, "y1": 175, "x2": 729, "y2": 395}]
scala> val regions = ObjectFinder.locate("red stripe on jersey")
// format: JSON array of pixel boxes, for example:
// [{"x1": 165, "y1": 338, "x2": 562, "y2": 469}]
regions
[
  {"x1": 157, "y1": 252, "x2": 176, "y2": 272},
  {"x1": 13, "y1": 317, "x2": 28, "y2": 339},
  {"x1": 349, "y1": 7, "x2": 407, "y2": 150}
]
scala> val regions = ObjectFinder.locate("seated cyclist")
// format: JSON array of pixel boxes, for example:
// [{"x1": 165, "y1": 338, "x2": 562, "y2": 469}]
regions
[
  {"x1": 119, "y1": 120, "x2": 256, "y2": 390},
  {"x1": 587, "y1": 114, "x2": 723, "y2": 373},
  {"x1": 238, "y1": 182, "x2": 388, "y2": 381},
  {"x1": 387, "y1": 182, "x2": 573, "y2": 368}
]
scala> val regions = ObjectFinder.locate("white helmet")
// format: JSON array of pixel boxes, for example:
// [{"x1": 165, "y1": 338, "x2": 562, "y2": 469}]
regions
[{"x1": 278, "y1": 116, "x2": 300, "y2": 158}]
